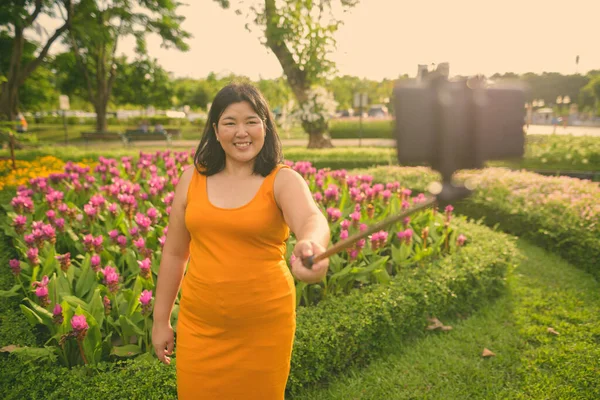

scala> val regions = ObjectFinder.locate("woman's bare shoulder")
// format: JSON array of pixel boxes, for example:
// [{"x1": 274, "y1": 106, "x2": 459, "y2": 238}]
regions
[{"x1": 173, "y1": 165, "x2": 197, "y2": 206}]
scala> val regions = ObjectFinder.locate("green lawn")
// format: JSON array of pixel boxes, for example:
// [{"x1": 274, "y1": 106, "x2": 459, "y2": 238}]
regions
[{"x1": 292, "y1": 240, "x2": 600, "y2": 400}]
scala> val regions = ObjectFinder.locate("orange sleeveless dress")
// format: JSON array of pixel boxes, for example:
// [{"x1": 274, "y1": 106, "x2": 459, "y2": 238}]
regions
[{"x1": 177, "y1": 164, "x2": 296, "y2": 399}]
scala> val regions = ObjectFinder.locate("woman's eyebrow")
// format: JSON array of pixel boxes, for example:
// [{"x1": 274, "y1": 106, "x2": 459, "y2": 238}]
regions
[{"x1": 221, "y1": 115, "x2": 259, "y2": 121}]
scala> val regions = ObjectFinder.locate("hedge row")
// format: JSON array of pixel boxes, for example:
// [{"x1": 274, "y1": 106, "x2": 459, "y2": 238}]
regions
[
  {"x1": 329, "y1": 119, "x2": 394, "y2": 139},
  {"x1": 0, "y1": 191, "x2": 518, "y2": 398},
  {"x1": 360, "y1": 165, "x2": 600, "y2": 279}
]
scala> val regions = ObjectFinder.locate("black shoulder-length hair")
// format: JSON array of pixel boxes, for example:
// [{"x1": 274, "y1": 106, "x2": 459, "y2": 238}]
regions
[{"x1": 193, "y1": 82, "x2": 283, "y2": 177}]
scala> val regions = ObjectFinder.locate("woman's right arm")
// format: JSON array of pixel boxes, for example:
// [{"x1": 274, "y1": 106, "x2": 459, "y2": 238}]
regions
[{"x1": 152, "y1": 166, "x2": 194, "y2": 364}]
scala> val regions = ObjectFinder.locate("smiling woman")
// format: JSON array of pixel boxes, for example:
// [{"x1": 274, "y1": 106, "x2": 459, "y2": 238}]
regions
[
  {"x1": 152, "y1": 82, "x2": 331, "y2": 399},
  {"x1": 193, "y1": 83, "x2": 283, "y2": 177}
]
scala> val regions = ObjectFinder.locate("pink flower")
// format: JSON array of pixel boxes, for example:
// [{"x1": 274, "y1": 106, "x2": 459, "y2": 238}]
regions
[
  {"x1": 24, "y1": 234, "x2": 35, "y2": 246},
  {"x1": 147, "y1": 208, "x2": 159, "y2": 221},
  {"x1": 445, "y1": 204, "x2": 454, "y2": 222},
  {"x1": 117, "y1": 235, "x2": 127, "y2": 248},
  {"x1": 370, "y1": 230, "x2": 388, "y2": 250},
  {"x1": 326, "y1": 208, "x2": 342, "y2": 223},
  {"x1": 139, "y1": 290, "x2": 153, "y2": 316},
  {"x1": 71, "y1": 315, "x2": 89, "y2": 340},
  {"x1": 27, "y1": 247, "x2": 40, "y2": 265},
  {"x1": 158, "y1": 235, "x2": 166, "y2": 248},
  {"x1": 457, "y1": 234, "x2": 467, "y2": 246},
  {"x1": 340, "y1": 220, "x2": 350, "y2": 230},
  {"x1": 133, "y1": 237, "x2": 145, "y2": 250},
  {"x1": 135, "y1": 213, "x2": 152, "y2": 232},
  {"x1": 9, "y1": 259, "x2": 21, "y2": 276},
  {"x1": 83, "y1": 204, "x2": 98, "y2": 218},
  {"x1": 137, "y1": 258, "x2": 151, "y2": 279},
  {"x1": 92, "y1": 235, "x2": 103, "y2": 252},
  {"x1": 52, "y1": 304, "x2": 63, "y2": 325},
  {"x1": 83, "y1": 234, "x2": 94, "y2": 251},
  {"x1": 54, "y1": 218, "x2": 65, "y2": 230},
  {"x1": 35, "y1": 285, "x2": 48, "y2": 298},
  {"x1": 42, "y1": 224, "x2": 56, "y2": 241},
  {"x1": 340, "y1": 230, "x2": 349, "y2": 240},
  {"x1": 108, "y1": 203, "x2": 118, "y2": 215},
  {"x1": 90, "y1": 254, "x2": 101, "y2": 271},
  {"x1": 350, "y1": 212, "x2": 361, "y2": 228},
  {"x1": 382, "y1": 190, "x2": 392, "y2": 203},
  {"x1": 53, "y1": 304, "x2": 63, "y2": 316},
  {"x1": 324, "y1": 185, "x2": 339, "y2": 202},
  {"x1": 397, "y1": 229, "x2": 413, "y2": 245},
  {"x1": 101, "y1": 266, "x2": 120, "y2": 293},
  {"x1": 89, "y1": 194, "x2": 106, "y2": 208},
  {"x1": 108, "y1": 230, "x2": 119, "y2": 241},
  {"x1": 55, "y1": 253, "x2": 71, "y2": 272},
  {"x1": 32, "y1": 275, "x2": 50, "y2": 306},
  {"x1": 13, "y1": 215, "x2": 27, "y2": 233}
]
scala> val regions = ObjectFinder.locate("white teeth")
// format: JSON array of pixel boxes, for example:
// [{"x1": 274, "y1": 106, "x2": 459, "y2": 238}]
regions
[{"x1": 235, "y1": 143, "x2": 251, "y2": 147}]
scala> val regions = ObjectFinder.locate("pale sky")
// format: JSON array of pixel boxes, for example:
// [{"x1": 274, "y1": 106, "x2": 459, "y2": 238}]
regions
[{"x1": 43, "y1": 0, "x2": 599, "y2": 80}]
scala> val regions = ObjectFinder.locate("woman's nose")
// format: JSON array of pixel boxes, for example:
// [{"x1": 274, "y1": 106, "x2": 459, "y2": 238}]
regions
[{"x1": 235, "y1": 124, "x2": 250, "y2": 136}]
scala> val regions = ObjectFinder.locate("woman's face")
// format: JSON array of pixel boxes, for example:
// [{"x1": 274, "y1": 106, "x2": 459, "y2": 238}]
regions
[{"x1": 214, "y1": 101, "x2": 266, "y2": 165}]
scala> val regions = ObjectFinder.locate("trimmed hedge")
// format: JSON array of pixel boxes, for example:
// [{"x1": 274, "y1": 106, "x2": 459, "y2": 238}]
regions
[
  {"x1": 284, "y1": 147, "x2": 397, "y2": 170},
  {"x1": 360, "y1": 165, "x2": 600, "y2": 280},
  {"x1": 0, "y1": 197, "x2": 518, "y2": 398},
  {"x1": 329, "y1": 119, "x2": 394, "y2": 139}
]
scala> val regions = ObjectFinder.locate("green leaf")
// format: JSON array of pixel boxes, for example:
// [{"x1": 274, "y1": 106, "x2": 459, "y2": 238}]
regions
[
  {"x1": 88, "y1": 288, "x2": 105, "y2": 328},
  {"x1": 75, "y1": 254, "x2": 96, "y2": 298},
  {"x1": 62, "y1": 295, "x2": 90, "y2": 313},
  {"x1": 20, "y1": 304, "x2": 43, "y2": 326},
  {"x1": 55, "y1": 272, "x2": 72, "y2": 297},
  {"x1": 9, "y1": 346, "x2": 58, "y2": 365},
  {"x1": 0, "y1": 284, "x2": 21, "y2": 298},
  {"x1": 119, "y1": 314, "x2": 145, "y2": 338},
  {"x1": 40, "y1": 246, "x2": 58, "y2": 277},
  {"x1": 22, "y1": 298, "x2": 53, "y2": 327},
  {"x1": 111, "y1": 344, "x2": 143, "y2": 358}
]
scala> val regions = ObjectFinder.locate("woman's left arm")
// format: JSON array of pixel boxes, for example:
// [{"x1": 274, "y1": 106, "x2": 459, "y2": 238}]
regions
[{"x1": 274, "y1": 168, "x2": 330, "y2": 284}]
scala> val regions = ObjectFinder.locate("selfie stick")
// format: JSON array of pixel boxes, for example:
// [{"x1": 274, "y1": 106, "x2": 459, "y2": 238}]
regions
[{"x1": 302, "y1": 181, "x2": 471, "y2": 269}]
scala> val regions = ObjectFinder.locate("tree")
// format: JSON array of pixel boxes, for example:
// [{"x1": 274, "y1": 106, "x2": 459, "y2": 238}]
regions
[
  {"x1": 113, "y1": 57, "x2": 174, "y2": 109},
  {"x1": 67, "y1": 0, "x2": 190, "y2": 132},
  {"x1": 579, "y1": 74, "x2": 600, "y2": 115},
  {"x1": 217, "y1": 0, "x2": 359, "y2": 148},
  {"x1": 0, "y1": 0, "x2": 73, "y2": 121},
  {"x1": 0, "y1": 31, "x2": 60, "y2": 113}
]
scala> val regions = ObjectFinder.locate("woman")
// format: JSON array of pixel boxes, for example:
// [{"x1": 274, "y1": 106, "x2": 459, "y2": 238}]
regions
[{"x1": 152, "y1": 82, "x2": 330, "y2": 399}]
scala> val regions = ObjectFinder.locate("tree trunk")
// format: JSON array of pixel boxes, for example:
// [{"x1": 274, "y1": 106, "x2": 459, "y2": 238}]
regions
[
  {"x1": 0, "y1": 28, "x2": 25, "y2": 121},
  {"x1": 307, "y1": 131, "x2": 334, "y2": 148},
  {"x1": 0, "y1": 83, "x2": 18, "y2": 122},
  {"x1": 94, "y1": 101, "x2": 108, "y2": 132},
  {"x1": 263, "y1": 0, "x2": 333, "y2": 149}
]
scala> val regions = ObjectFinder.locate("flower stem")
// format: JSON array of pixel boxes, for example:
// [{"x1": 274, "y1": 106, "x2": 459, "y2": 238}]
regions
[{"x1": 77, "y1": 339, "x2": 88, "y2": 365}]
